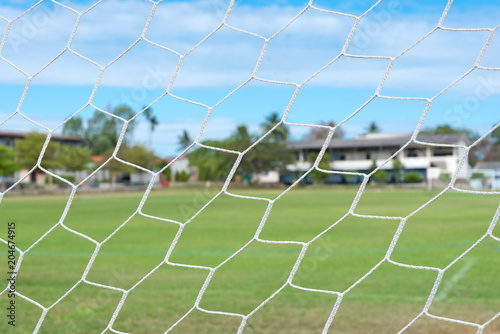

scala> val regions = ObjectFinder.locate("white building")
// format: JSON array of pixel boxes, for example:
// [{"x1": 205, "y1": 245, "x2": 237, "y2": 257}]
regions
[
  {"x1": 163, "y1": 157, "x2": 198, "y2": 183},
  {"x1": 471, "y1": 161, "x2": 500, "y2": 190},
  {"x1": 285, "y1": 133, "x2": 470, "y2": 183}
]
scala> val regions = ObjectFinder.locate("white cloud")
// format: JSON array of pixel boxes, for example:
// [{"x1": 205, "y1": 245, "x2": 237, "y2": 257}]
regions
[
  {"x1": 0, "y1": 0, "x2": 498, "y2": 94},
  {"x1": 2, "y1": 1, "x2": 498, "y2": 157}
]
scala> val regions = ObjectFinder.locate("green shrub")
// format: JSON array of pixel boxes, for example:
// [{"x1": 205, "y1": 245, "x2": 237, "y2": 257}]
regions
[
  {"x1": 373, "y1": 170, "x2": 388, "y2": 183},
  {"x1": 58, "y1": 175, "x2": 75, "y2": 183},
  {"x1": 403, "y1": 172, "x2": 423, "y2": 183},
  {"x1": 471, "y1": 172, "x2": 485, "y2": 180},
  {"x1": 164, "y1": 168, "x2": 171, "y2": 181},
  {"x1": 310, "y1": 162, "x2": 330, "y2": 184},
  {"x1": 343, "y1": 170, "x2": 359, "y2": 184},
  {"x1": 175, "y1": 170, "x2": 189, "y2": 182},
  {"x1": 439, "y1": 172, "x2": 451, "y2": 181}
]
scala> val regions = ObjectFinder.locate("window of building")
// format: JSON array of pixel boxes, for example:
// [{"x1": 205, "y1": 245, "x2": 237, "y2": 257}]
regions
[
  {"x1": 295, "y1": 152, "x2": 301, "y2": 162},
  {"x1": 433, "y1": 147, "x2": 454, "y2": 156},
  {"x1": 331, "y1": 154, "x2": 345, "y2": 161},
  {"x1": 407, "y1": 148, "x2": 418, "y2": 157}
]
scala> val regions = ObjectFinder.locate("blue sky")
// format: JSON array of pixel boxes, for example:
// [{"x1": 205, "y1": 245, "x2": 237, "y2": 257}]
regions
[{"x1": 0, "y1": 0, "x2": 499, "y2": 157}]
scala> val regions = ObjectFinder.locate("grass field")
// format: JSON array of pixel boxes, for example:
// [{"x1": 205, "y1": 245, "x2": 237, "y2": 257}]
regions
[{"x1": 0, "y1": 185, "x2": 499, "y2": 334}]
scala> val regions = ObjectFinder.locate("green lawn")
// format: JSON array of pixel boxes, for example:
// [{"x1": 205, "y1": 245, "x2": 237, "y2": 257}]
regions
[{"x1": 0, "y1": 185, "x2": 499, "y2": 333}]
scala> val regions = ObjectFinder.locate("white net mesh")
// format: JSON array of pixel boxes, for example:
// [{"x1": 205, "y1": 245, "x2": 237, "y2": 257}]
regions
[{"x1": 1, "y1": 0, "x2": 499, "y2": 333}]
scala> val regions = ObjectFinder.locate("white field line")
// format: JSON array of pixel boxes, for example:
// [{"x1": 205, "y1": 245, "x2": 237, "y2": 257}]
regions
[{"x1": 434, "y1": 258, "x2": 477, "y2": 302}]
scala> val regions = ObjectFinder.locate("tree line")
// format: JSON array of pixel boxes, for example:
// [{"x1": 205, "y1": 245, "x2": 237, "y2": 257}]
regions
[
  {"x1": 0, "y1": 105, "x2": 160, "y2": 187},
  {"x1": 1, "y1": 108, "x2": 499, "y2": 187},
  {"x1": 61, "y1": 105, "x2": 160, "y2": 173},
  {"x1": 188, "y1": 112, "x2": 292, "y2": 182}
]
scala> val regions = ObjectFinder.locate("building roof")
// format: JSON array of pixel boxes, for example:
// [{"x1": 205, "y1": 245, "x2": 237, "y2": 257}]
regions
[
  {"x1": 287, "y1": 133, "x2": 470, "y2": 150},
  {"x1": 0, "y1": 131, "x2": 83, "y2": 143},
  {"x1": 91, "y1": 155, "x2": 106, "y2": 163},
  {"x1": 474, "y1": 161, "x2": 500, "y2": 170},
  {"x1": 165, "y1": 156, "x2": 188, "y2": 163}
]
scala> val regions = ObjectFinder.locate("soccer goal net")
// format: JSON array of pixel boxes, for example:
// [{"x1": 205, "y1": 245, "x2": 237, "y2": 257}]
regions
[{"x1": 1, "y1": 0, "x2": 499, "y2": 333}]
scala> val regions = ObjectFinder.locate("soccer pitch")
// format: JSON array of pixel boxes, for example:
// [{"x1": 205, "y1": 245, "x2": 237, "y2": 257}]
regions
[{"x1": 1, "y1": 186, "x2": 499, "y2": 333}]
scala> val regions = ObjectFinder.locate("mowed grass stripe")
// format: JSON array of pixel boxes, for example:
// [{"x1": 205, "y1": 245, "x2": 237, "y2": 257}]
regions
[
  {"x1": 0, "y1": 187, "x2": 498, "y2": 334},
  {"x1": 10, "y1": 240, "x2": 499, "y2": 256}
]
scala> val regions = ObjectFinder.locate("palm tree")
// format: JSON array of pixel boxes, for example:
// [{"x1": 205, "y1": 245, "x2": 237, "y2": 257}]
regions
[
  {"x1": 143, "y1": 106, "x2": 159, "y2": 132},
  {"x1": 177, "y1": 130, "x2": 192, "y2": 152},
  {"x1": 233, "y1": 125, "x2": 251, "y2": 141},
  {"x1": 113, "y1": 105, "x2": 136, "y2": 145},
  {"x1": 366, "y1": 121, "x2": 380, "y2": 134},
  {"x1": 306, "y1": 121, "x2": 344, "y2": 140},
  {"x1": 143, "y1": 106, "x2": 159, "y2": 148},
  {"x1": 261, "y1": 112, "x2": 289, "y2": 142}
]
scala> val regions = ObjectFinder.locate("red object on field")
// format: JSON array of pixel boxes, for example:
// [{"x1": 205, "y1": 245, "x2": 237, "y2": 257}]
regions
[{"x1": 161, "y1": 181, "x2": 170, "y2": 187}]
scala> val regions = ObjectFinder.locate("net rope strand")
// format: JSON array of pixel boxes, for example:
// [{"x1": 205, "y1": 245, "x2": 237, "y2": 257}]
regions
[{"x1": 0, "y1": 0, "x2": 498, "y2": 333}]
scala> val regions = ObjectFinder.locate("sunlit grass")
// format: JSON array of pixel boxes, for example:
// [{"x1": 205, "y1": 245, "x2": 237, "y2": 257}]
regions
[{"x1": 0, "y1": 186, "x2": 498, "y2": 333}]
